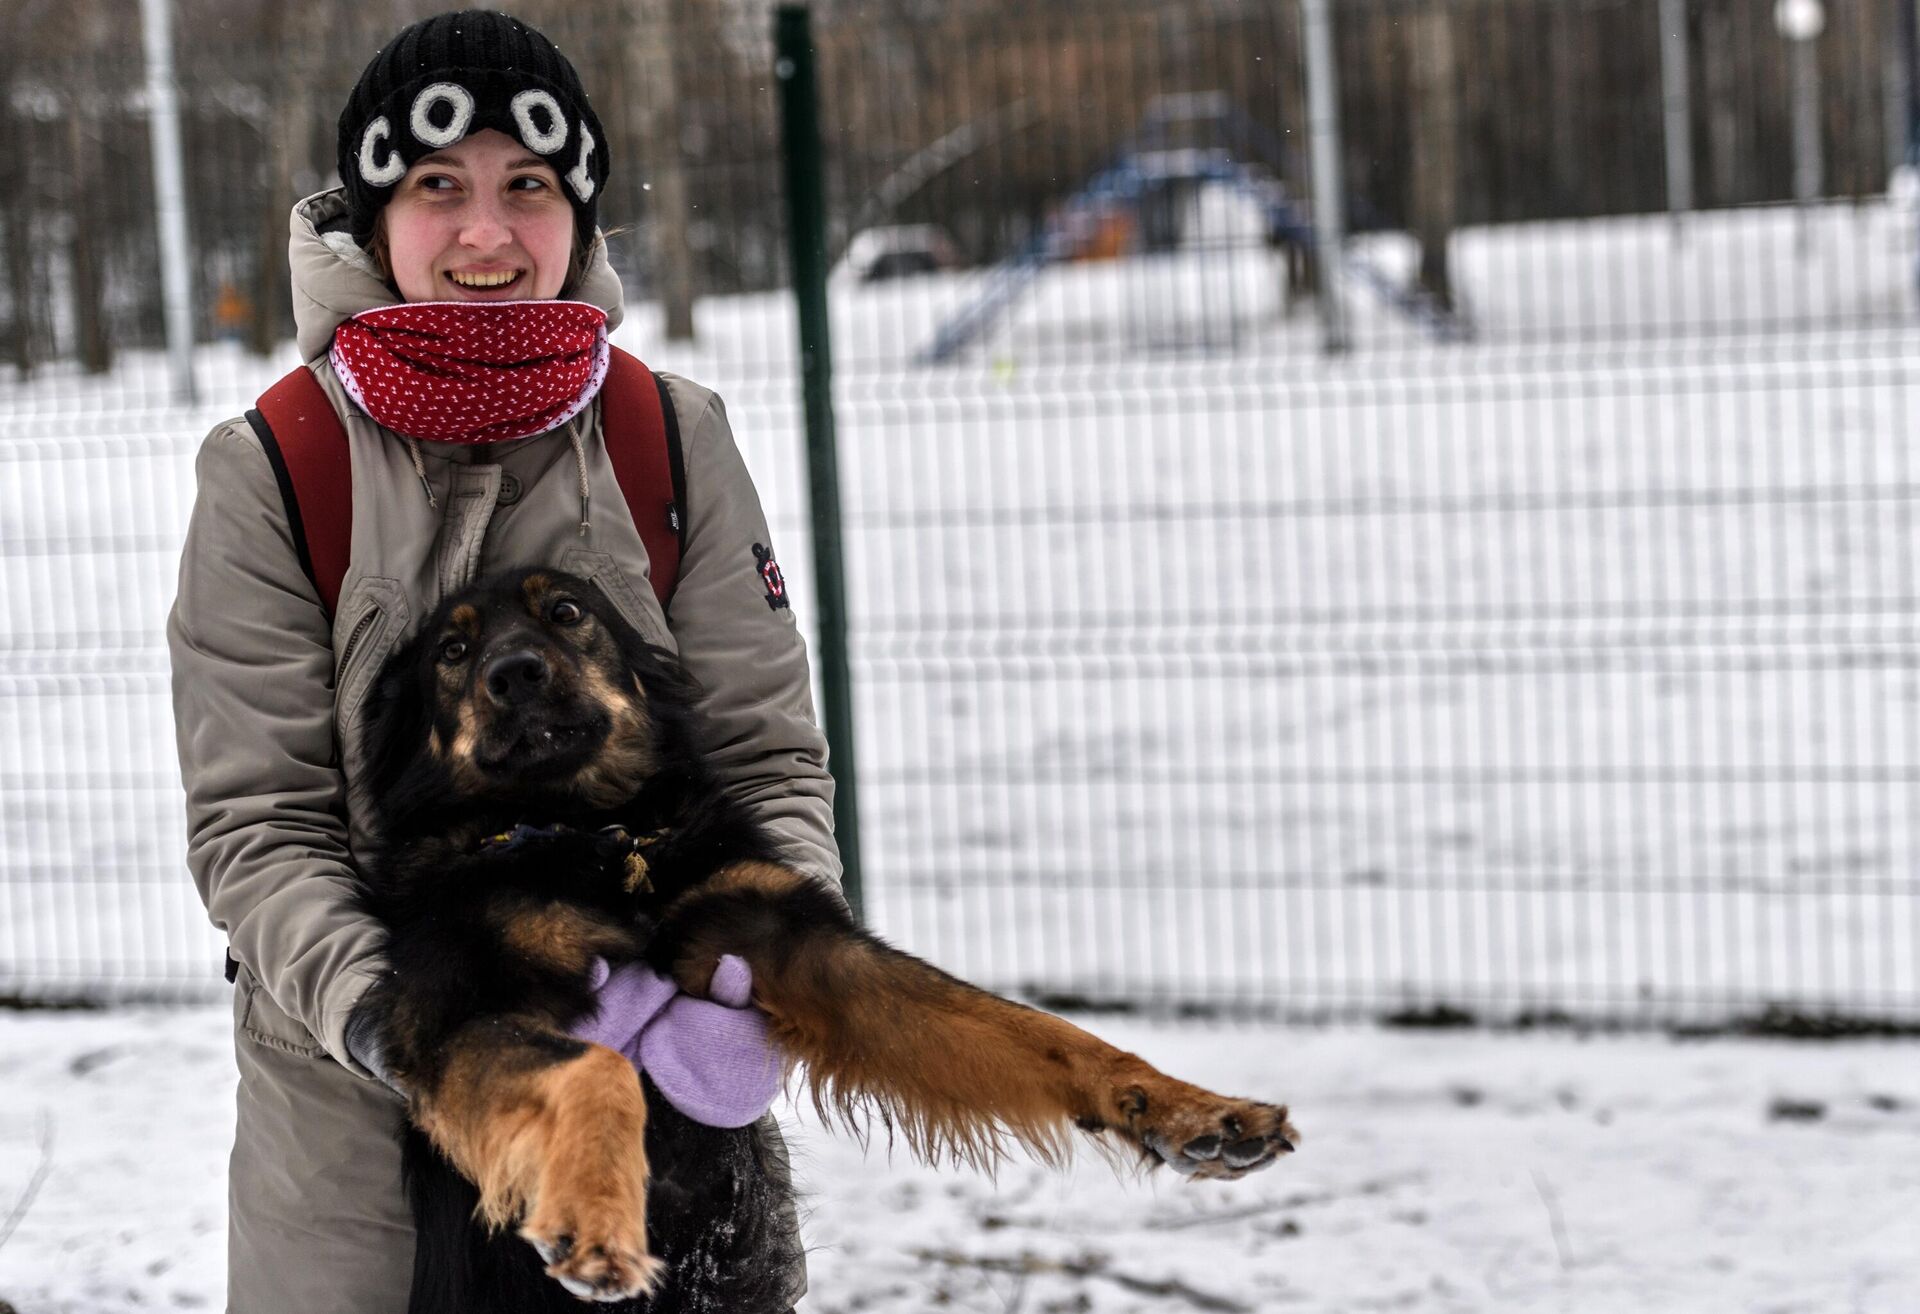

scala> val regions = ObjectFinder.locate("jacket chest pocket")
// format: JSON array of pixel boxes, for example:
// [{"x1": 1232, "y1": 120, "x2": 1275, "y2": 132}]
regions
[
  {"x1": 562, "y1": 547, "x2": 674, "y2": 650},
  {"x1": 334, "y1": 576, "x2": 410, "y2": 739}
]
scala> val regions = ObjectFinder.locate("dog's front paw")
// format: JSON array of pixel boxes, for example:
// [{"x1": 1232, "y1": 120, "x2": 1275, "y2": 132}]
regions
[
  {"x1": 521, "y1": 1204, "x2": 665, "y2": 1303},
  {"x1": 1115, "y1": 1083, "x2": 1299, "y2": 1181}
]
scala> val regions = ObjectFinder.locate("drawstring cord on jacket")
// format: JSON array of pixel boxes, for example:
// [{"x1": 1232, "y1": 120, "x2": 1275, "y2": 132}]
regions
[
  {"x1": 404, "y1": 435, "x2": 438, "y2": 509},
  {"x1": 569, "y1": 420, "x2": 592, "y2": 536}
]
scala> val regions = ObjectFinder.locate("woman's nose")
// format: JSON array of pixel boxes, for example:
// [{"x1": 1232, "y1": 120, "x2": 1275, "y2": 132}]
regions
[{"x1": 458, "y1": 198, "x2": 514, "y2": 250}]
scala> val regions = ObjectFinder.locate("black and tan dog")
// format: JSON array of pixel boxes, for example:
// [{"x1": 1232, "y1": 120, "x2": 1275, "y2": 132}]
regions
[{"x1": 352, "y1": 567, "x2": 1298, "y2": 1312}]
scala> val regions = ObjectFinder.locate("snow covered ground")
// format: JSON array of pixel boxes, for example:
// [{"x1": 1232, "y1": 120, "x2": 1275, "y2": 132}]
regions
[{"x1": 0, "y1": 1004, "x2": 1915, "y2": 1312}]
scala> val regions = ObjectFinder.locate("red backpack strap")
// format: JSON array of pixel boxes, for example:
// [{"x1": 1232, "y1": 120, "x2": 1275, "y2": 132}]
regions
[
  {"x1": 600, "y1": 347, "x2": 687, "y2": 609},
  {"x1": 246, "y1": 351, "x2": 686, "y2": 620},
  {"x1": 248, "y1": 366, "x2": 352, "y2": 619}
]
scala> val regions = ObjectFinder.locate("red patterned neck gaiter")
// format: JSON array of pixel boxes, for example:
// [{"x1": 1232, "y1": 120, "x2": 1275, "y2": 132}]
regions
[{"x1": 329, "y1": 300, "x2": 611, "y2": 444}]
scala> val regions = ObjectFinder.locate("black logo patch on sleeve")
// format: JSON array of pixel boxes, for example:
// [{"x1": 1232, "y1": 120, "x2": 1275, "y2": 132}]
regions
[{"x1": 753, "y1": 543, "x2": 790, "y2": 611}]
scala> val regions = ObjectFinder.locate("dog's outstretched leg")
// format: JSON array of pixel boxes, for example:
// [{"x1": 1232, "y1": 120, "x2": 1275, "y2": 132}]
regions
[
  {"x1": 654, "y1": 862, "x2": 1299, "y2": 1179},
  {"x1": 410, "y1": 1017, "x2": 665, "y2": 1302}
]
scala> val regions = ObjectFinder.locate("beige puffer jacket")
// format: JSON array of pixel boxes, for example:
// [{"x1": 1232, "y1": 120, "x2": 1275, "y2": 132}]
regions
[{"x1": 169, "y1": 189, "x2": 839, "y2": 1074}]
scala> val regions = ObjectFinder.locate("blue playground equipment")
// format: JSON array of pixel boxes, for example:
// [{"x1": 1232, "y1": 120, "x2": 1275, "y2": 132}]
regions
[{"x1": 916, "y1": 94, "x2": 1466, "y2": 365}]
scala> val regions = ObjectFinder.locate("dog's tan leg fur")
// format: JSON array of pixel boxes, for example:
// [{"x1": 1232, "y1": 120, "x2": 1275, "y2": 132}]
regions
[
  {"x1": 413, "y1": 1019, "x2": 665, "y2": 1300},
  {"x1": 490, "y1": 899, "x2": 638, "y2": 979},
  {"x1": 666, "y1": 861, "x2": 1298, "y2": 1179}
]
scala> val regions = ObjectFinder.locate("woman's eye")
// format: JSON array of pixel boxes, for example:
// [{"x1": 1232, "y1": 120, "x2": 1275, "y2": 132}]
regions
[
  {"x1": 438, "y1": 638, "x2": 469, "y2": 664},
  {"x1": 550, "y1": 600, "x2": 583, "y2": 625},
  {"x1": 509, "y1": 175, "x2": 549, "y2": 192},
  {"x1": 417, "y1": 174, "x2": 457, "y2": 193}
]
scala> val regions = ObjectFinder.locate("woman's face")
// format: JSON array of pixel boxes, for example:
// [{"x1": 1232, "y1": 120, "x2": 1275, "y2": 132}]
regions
[{"x1": 378, "y1": 129, "x2": 574, "y2": 303}]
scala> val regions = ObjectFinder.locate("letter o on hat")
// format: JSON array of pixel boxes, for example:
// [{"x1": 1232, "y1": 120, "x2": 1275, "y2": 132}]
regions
[
  {"x1": 510, "y1": 90, "x2": 569, "y2": 155},
  {"x1": 358, "y1": 116, "x2": 406, "y2": 186},
  {"x1": 410, "y1": 82, "x2": 475, "y2": 149}
]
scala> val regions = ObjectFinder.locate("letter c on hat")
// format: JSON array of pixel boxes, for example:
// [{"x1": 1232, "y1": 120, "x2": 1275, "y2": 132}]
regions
[{"x1": 358, "y1": 116, "x2": 406, "y2": 186}]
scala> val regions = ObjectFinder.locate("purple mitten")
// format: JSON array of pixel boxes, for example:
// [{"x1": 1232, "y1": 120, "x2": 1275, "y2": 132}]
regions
[
  {"x1": 571, "y1": 957, "x2": 677, "y2": 1053},
  {"x1": 636, "y1": 956, "x2": 784, "y2": 1128},
  {"x1": 570, "y1": 955, "x2": 783, "y2": 1129}
]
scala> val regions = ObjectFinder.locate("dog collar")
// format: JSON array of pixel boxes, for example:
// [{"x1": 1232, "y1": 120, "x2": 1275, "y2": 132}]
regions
[{"x1": 479, "y1": 822, "x2": 661, "y2": 894}]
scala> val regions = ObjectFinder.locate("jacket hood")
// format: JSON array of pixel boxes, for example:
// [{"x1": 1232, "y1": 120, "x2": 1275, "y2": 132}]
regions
[{"x1": 289, "y1": 187, "x2": 626, "y2": 361}]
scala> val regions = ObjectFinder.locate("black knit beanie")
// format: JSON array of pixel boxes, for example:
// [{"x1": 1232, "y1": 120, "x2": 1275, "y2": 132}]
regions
[{"x1": 336, "y1": 10, "x2": 609, "y2": 251}]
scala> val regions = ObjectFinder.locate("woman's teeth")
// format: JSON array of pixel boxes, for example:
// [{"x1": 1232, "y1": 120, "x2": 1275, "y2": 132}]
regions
[{"x1": 449, "y1": 270, "x2": 521, "y2": 288}]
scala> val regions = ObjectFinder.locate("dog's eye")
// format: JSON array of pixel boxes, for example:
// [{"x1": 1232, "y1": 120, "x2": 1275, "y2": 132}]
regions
[
  {"x1": 550, "y1": 599, "x2": 584, "y2": 626},
  {"x1": 438, "y1": 638, "x2": 469, "y2": 665}
]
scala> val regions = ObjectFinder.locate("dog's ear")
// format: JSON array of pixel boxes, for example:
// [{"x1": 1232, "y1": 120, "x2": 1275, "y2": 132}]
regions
[{"x1": 579, "y1": 579, "x2": 706, "y2": 710}]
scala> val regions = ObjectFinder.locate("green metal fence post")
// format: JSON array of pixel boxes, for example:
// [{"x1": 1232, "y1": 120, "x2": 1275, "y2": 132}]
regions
[{"x1": 775, "y1": 4, "x2": 863, "y2": 919}]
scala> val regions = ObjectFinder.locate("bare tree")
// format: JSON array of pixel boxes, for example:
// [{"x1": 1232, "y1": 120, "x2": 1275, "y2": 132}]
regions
[
  {"x1": 1, "y1": 206, "x2": 35, "y2": 379},
  {"x1": 48, "y1": 0, "x2": 116, "y2": 374},
  {"x1": 251, "y1": 4, "x2": 327, "y2": 355},
  {"x1": 66, "y1": 95, "x2": 112, "y2": 373},
  {"x1": 625, "y1": 0, "x2": 697, "y2": 339},
  {"x1": 1407, "y1": 5, "x2": 1459, "y2": 313},
  {"x1": 0, "y1": 14, "x2": 37, "y2": 378}
]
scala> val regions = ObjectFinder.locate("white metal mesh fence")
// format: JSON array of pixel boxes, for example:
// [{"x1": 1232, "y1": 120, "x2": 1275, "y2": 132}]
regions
[
  {"x1": 3, "y1": 0, "x2": 1919, "y2": 1023},
  {"x1": 3, "y1": 407, "x2": 213, "y2": 999}
]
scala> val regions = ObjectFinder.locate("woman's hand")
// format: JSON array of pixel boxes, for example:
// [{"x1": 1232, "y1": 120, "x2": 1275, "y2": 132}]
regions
[{"x1": 571, "y1": 955, "x2": 784, "y2": 1128}]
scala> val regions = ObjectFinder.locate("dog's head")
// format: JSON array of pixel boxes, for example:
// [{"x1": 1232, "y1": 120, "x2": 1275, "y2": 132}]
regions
[{"x1": 361, "y1": 568, "x2": 701, "y2": 835}]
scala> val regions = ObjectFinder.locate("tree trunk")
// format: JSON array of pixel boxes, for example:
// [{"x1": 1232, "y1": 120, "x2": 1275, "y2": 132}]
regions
[
  {"x1": 626, "y1": 0, "x2": 697, "y2": 340},
  {"x1": 252, "y1": 83, "x2": 299, "y2": 356},
  {"x1": 1272, "y1": 0, "x2": 1318, "y2": 311},
  {"x1": 3, "y1": 206, "x2": 34, "y2": 379},
  {"x1": 252, "y1": 8, "x2": 318, "y2": 355},
  {"x1": 0, "y1": 82, "x2": 33, "y2": 379},
  {"x1": 1408, "y1": 7, "x2": 1458, "y2": 312},
  {"x1": 66, "y1": 103, "x2": 111, "y2": 374},
  {"x1": 1702, "y1": 0, "x2": 1740, "y2": 206}
]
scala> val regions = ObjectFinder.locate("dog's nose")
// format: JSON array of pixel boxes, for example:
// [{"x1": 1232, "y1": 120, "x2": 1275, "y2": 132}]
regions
[{"x1": 483, "y1": 649, "x2": 551, "y2": 704}]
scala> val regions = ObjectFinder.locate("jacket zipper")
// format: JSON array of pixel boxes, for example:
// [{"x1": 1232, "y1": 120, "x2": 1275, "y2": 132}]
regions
[{"x1": 335, "y1": 605, "x2": 382, "y2": 684}]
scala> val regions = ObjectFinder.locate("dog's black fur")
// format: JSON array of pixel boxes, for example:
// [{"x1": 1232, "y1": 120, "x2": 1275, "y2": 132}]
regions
[{"x1": 353, "y1": 569, "x2": 808, "y2": 1313}]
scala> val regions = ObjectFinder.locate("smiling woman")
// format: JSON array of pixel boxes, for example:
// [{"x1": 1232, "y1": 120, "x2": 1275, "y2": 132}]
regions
[{"x1": 165, "y1": 9, "x2": 841, "y2": 1313}]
